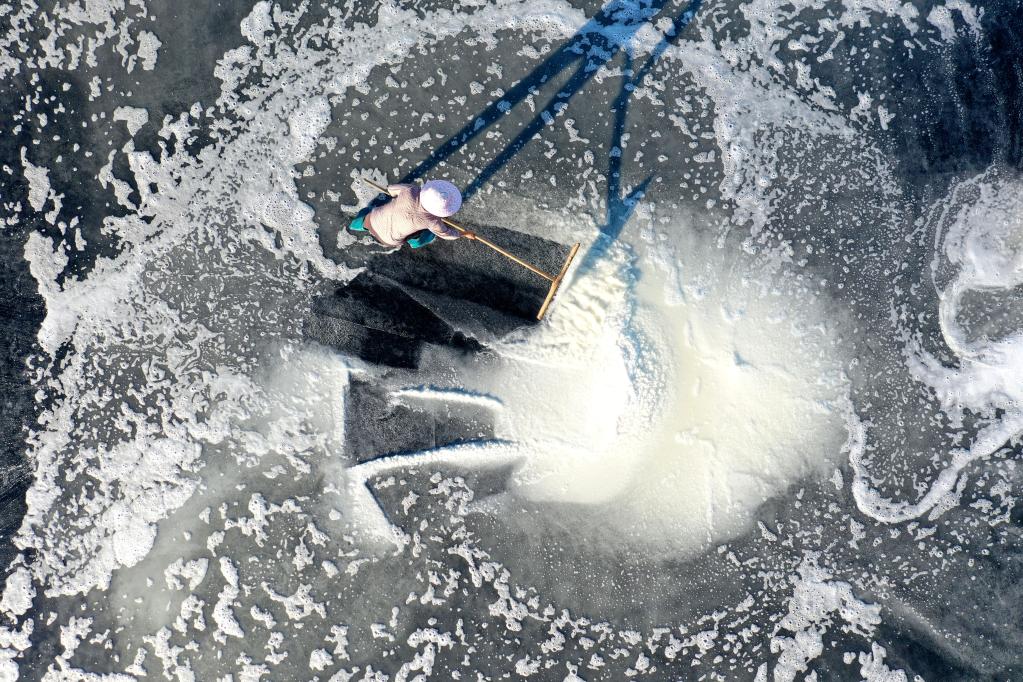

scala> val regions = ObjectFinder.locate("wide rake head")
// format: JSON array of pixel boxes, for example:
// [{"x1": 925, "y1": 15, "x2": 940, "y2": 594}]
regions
[{"x1": 536, "y1": 242, "x2": 580, "y2": 321}]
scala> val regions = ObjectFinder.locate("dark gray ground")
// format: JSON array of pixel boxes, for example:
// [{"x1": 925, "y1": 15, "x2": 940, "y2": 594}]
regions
[{"x1": 3, "y1": 0, "x2": 1023, "y2": 679}]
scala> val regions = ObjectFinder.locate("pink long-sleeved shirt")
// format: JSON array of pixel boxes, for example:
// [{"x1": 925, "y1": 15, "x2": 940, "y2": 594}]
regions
[{"x1": 365, "y1": 184, "x2": 461, "y2": 246}]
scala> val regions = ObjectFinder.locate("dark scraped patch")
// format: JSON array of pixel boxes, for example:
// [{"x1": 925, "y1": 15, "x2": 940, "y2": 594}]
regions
[
  {"x1": 363, "y1": 222, "x2": 568, "y2": 322},
  {"x1": 307, "y1": 220, "x2": 574, "y2": 367},
  {"x1": 343, "y1": 377, "x2": 496, "y2": 465}
]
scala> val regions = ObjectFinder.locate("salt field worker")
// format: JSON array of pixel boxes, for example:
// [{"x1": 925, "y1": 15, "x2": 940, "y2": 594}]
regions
[
  {"x1": 351, "y1": 175, "x2": 580, "y2": 319},
  {"x1": 349, "y1": 179, "x2": 466, "y2": 248}
]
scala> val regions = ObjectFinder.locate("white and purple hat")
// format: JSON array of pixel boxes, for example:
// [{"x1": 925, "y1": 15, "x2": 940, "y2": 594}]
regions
[{"x1": 419, "y1": 179, "x2": 463, "y2": 217}]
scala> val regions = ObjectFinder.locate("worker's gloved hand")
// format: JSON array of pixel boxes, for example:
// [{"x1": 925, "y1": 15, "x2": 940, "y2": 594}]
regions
[{"x1": 366, "y1": 184, "x2": 461, "y2": 246}]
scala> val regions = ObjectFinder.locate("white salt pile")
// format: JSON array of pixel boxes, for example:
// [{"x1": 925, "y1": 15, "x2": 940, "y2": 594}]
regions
[{"x1": 387, "y1": 221, "x2": 853, "y2": 557}]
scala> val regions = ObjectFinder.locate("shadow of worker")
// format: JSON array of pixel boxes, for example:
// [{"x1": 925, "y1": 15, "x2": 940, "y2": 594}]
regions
[{"x1": 312, "y1": 0, "x2": 702, "y2": 367}]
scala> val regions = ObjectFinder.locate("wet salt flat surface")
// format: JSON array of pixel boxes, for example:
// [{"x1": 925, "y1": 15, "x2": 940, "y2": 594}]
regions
[{"x1": 1, "y1": 0, "x2": 1022, "y2": 679}]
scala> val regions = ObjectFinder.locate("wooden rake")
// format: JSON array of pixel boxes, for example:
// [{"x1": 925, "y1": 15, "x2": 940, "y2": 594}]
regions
[{"x1": 361, "y1": 178, "x2": 580, "y2": 320}]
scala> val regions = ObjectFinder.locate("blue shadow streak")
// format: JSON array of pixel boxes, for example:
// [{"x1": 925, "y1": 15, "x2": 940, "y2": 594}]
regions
[{"x1": 579, "y1": 0, "x2": 701, "y2": 273}]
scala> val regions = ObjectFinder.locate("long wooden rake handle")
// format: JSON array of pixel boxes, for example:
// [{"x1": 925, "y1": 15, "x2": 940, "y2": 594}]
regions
[{"x1": 360, "y1": 177, "x2": 555, "y2": 282}]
